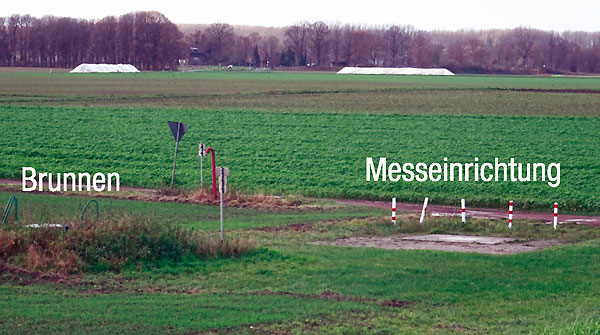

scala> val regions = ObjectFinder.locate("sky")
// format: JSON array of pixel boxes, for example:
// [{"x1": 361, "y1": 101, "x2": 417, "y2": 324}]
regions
[{"x1": 2, "y1": 0, "x2": 599, "y2": 32}]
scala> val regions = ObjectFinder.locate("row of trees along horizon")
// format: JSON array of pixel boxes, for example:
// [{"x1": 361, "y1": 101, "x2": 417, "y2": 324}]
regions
[{"x1": 1, "y1": 11, "x2": 599, "y2": 73}]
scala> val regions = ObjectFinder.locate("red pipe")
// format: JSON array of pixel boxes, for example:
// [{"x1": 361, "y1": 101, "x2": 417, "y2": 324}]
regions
[{"x1": 206, "y1": 147, "x2": 218, "y2": 199}]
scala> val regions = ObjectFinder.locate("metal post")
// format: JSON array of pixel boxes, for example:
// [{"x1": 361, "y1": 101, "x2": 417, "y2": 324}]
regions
[
  {"x1": 553, "y1": 203, "x2": 558, "y2": 230},
  {"x1": 81, "y1": 199, "x2": 99, "y2": 223},
  {"x1": 199, "y1": 143, "x2": 205, "y2": 189},
  {"x1": 206, "y1": 147, "x2": 218, "y2": 199},
  {"x1": 171, "y1": 123, "x2": 180, "y2": 188},
  {"x1": 461, "y1": 198, "x2": 466, "y2": 224},
  {"x1": 419, "y1": 197, "x2": 428, "y2": 224},
  {"x1": 508, "y1": 200, "x2": 514, "y2": 229},
  {"x1": 220, "y1": 167, "x2": 224, "y2": 242},
  {"x1": 2, "y1": 196, "x2": 18, "y2": 225},
  {"x1": 392, "y1": 197, "x2": 396, "y2": 225}
]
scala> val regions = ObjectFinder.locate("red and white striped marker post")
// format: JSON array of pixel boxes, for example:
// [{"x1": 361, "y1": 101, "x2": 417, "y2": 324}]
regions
[
  {"x1": 508, "y1": 200, "x2": 514, "y2": 229},
  {"x1": 392, "y1": 197, "x2": 396, "y2": 225},
  {"x1": 553, "y1": 202, "x2": 558, "y2": 229},
  {"x1": 461, "y1": 198, "x2": 466, "y2": 224},
  {"x1": 419, "y1": 197, "x2": 429, "y2": 224}
]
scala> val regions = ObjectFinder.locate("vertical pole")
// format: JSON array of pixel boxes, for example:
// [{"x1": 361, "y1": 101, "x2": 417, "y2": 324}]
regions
[
  {"x1": 508, "y1": 200, "x2": 513, "y2": 229},
  {"x1": 206, "y1": 147, "x2": 218, "y2": 199},
  {"x1": 461, "y1": 198, "x2": 466, "y2": 224},
  {"x1": 392, "y1": 197, "x2": 396, "y2": 225},
  {"x1": 220, "y1": 167, "x2": 224, "y2": 242},
  {"x1": 553, "y1": 202, "x2": 558, "y2": 230},
  {"x1": 419, "y1": 197, "x2": 428, "y2": 224},
  {"x1": 199, "y1": 143, "x2": 204, "y2": 189},
  {"x1": 171, "y1": 123, "x2": 180, "y2": 189}
]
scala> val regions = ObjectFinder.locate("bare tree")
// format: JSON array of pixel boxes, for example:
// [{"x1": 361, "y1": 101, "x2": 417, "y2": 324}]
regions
[
  {"x1": 328, "y1": 23, "x2": 343, "y2": 65},
  {"x1": 186, "y1": 29, "x2": 202, "y2": 46},
  {"x1": 260, "y1": 35, "x2": 280, "y2": 67},
  {"x1": 16, "y1": 15, "x2": 34, "y2": 66},
  {"x1": 367, "y1": 27, "x2": 383, "y2": 66},
  {"x1": 309, "y1": 21, "x2": 329, "y2": 66},
  {"x1": 133, "y1": 11, "x2": 185, "y2": 70},
  {"x1": 285, "y1": 22, "x2": 309, "y2": 66},
  {"x1": 234, "y1": 35, "x2": 251, "y2": 66},
  {"x1": 513, "y1": 27, "x2": 536, "y2": 70},
  {"x1": 580, "y1": 47, "x2": 600, "y2": 73},
  {"x1": 116, "y1": 13, "x2": 135, "y2": 64},
  {"x1": 0, "y1": 17, "x2": 7, "y2": 65},
  {"x1": 342, "y1": 25, "x2": 356, "y2": 65},
  {"x1": 409, "y1": 31, "x2": 432, "y2": 67},
  {"x1": 90, "y1": 16, "x2": 117, "y2": 63},
  {"x1": 248, "y1": 32, "x2": 261, "y2": 48},
  {"x1": 343, "y1": 27, "x2": 375, "y2": 66},
  {"x1": 205, "y1": 23, "x2": 234, "y2": 64},
  {"x1": 383, "y1": 25, "x2": 411, "y2": 66},
  {"x1": 6, "y1": 15, "x2": 22, "y2": 66}
]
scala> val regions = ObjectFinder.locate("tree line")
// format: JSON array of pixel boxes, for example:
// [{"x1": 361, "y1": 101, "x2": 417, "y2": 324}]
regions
[
  {"x1": 191, "y1": 23, "x2": 600, "y2": 74},
  {"x1": 2, "y1": 12, "x2": 600, "y2": 73},
  {"x1": 0, "y1": 12, "x2": 184, "y2": 70}
]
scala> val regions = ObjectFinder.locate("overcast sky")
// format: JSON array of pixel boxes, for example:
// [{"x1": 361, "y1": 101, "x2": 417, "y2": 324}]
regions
[{"x1": 2, "y1": 0, "x2": 599, "y2": 32}]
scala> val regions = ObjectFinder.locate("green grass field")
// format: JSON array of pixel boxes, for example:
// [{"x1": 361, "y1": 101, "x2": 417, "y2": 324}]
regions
[
  {"x1": 0, "y1": 192, "x2": 384, "y2": 231},
  {"x1": 1, "y1": 70, "x2": 600, "y2": 334},
  {"x1": 2, "y1": 191, "x2": 600, "y2": 334}
]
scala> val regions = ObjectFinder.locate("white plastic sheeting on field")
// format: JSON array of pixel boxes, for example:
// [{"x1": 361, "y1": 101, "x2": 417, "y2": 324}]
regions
[
  {"x1": 70, "y1": 64, "x2": 140, "y2": 73},
  {"x1": 337, "y1": 67, "x2": 454, "y2": 76}
]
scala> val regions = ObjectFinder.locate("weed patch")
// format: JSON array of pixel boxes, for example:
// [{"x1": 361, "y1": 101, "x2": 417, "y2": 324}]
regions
[{"x1": 0, "y1": 218, "x2": 255, "y2": 274}]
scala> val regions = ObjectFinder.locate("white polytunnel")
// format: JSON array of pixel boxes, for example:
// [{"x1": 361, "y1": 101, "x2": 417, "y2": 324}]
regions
[
  {"x1": 70, "y1": 64, "x2": 140, "y2": 73},
  {"x1": 337, "y1": 67, "x2": 454, "y2": 76}
]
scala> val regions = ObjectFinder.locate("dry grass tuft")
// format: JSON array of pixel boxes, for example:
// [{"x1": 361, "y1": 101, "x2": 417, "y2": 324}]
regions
[
  {"x1": 187, "y1": 189, "x2": 301, "y2": 209},
  {"x1": 0, "y1": 218, "x2": 255, "y2": 274}
]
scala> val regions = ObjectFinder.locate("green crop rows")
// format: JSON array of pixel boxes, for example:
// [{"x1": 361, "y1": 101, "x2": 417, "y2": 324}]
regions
[
  {"x1": 1, "y1": 104, "x2": 598, "y2": 211},
  {"x1": 1, "y1": 71, "x2": 599, "y2": 211}
]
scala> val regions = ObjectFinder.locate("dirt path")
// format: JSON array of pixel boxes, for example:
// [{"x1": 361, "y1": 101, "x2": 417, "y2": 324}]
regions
[
  {"x1": 3, "y1": 178, "x2": 600, "y2": 226},
  {"x1": 0, "y1": 178, "x2": 156, "y2": 193},
  {"x1": 0, "y1": 179, "x2": 299, "y2": 210}
]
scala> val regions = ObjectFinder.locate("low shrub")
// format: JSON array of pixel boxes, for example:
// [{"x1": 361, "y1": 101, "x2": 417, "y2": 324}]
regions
[{"x1": 0, "y1": 218, "x2": 254, "y2": 274}]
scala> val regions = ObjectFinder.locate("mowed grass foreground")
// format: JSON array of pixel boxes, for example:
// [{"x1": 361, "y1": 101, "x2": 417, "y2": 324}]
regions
[
  {"x1": 1, "y1": 192, "x2": 600, "y2": 334},
  {"x1": 0, "y1": 105, "x2": 598, "y2": 211}
]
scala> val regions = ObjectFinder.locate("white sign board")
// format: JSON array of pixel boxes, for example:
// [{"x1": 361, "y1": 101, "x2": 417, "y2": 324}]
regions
[
  {"x1": 199, "y1": 143, "x2": 205, "y2": 157},
  {"x1": 218, "y1": 167, "x2": 230, "y2": 194}
]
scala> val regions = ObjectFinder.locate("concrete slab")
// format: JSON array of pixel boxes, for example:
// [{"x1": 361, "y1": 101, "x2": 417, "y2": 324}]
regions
[
  {"x1": 400, "y1": 234, "x2": 515, "y2": 245},
  {"x1": 312, "y1": 237, "x2": 559, "y2": 255}
]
